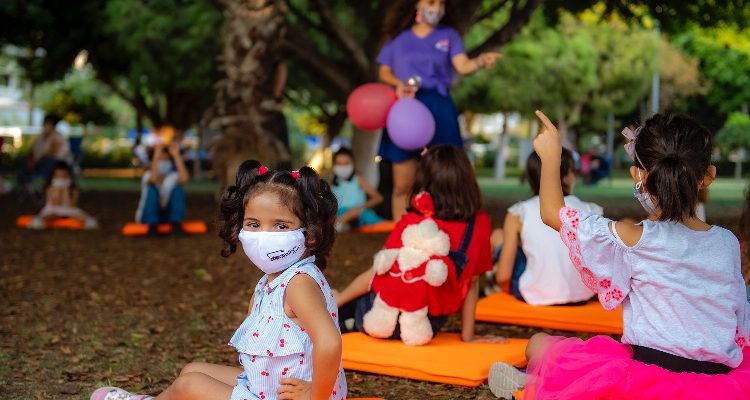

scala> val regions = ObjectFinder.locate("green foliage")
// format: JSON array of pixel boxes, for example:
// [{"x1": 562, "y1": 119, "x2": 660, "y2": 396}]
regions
[
  {"x1": 100, "y1": 0, "x2": 223, "y2": 95},
  {"x1": 715, "y1": 112, "x2": 750, "y2": 151},
  {"x1": 675, "y1": 28, "x2": 750, "y2": 114},
  {"x1": 455, "y1": 14, "x2": 658, "y2": 129},
  {"x1": 36, "y1": 68, "x2": 115, "y2": 126},
  {"x1": 42, "y1": 88, "x2": 112, "y2": 126},
  {"x1": 0, "y1": 0, "x2": 224, "y2": 130}
]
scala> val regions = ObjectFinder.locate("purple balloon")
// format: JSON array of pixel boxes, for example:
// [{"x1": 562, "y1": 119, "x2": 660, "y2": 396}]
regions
[{"x1": 386, "y1": 98, "x2": 435, "y2": 151}]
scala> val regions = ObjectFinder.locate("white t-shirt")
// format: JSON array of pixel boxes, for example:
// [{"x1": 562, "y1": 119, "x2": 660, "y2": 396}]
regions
[
  {"x1": 508, "y1": 195, "x2": 602, "y2": 305},
  {"x1": 31, "y1": 131, "x2": 71, "y2": 162}
]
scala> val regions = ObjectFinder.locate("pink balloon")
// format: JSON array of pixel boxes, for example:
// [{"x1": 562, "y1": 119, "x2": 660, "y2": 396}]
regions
[
  {"x1": 346, "y1": 83, "x2": 397, "y2": 131},
  {"x1": 386, "y1": 99, "x2": 435, "y2": 151}
]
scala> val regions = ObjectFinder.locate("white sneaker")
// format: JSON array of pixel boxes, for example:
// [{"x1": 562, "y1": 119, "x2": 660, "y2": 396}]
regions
[
  {"x1": 90, "y1": 386, "x2": 153, "y2": 400},
  {"x1": 488, "y1": 362, "x2": 527, "y2": 399},
  {"x1": 28, "y1": 216, "x2": 45, "y2": 230},
  {"x1": 84, "y1": 217, "x2": 99, "y2": 230}
]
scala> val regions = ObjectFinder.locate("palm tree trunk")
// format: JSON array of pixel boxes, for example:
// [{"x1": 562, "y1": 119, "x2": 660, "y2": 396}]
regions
[{"x1": 206, "y1": 0, "x2": 290, "y2": 192}]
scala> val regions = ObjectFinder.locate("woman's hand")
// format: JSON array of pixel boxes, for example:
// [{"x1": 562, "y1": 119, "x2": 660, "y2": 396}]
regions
[
  {"x1": 477, "y1": 52, "x2": 502, "y2": 69},
  {"x1": 395, "y1": 81, "x2": 405, "y2": 98},
  {"x1": 277, "y1": 378, "x2": 312, "y2": 400}
]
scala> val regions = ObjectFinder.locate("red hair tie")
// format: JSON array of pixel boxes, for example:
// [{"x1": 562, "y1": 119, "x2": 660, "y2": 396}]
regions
[
  {"x1": 291, "y1": 170, "x2": 300, "y2": 179},
  {"x1": 258, "y1": 165, "x2": 268, "y2": 175}
]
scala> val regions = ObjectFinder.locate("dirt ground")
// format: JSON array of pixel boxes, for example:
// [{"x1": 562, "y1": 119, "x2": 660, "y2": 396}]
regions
[{"x1": 0, "y1": 190, "x2": 742, "y2": 400}]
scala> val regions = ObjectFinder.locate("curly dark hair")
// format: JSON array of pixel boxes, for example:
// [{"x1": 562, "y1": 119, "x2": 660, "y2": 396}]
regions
[
  {"x1": 409, "y1": 144, "x2": 481, "y2": 222},
  {"x1": 383, "y1": 0, "x2": 460, "y2": 41},
  {"x1": 217, "y1": 160, "x2": 338, "y2": 270},
  {"x1": 633, "y1": 114, "x2": 713, "y2": 222}
]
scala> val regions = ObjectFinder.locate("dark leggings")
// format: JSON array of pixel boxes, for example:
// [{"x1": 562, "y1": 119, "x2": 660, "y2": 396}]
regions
[{"x1": 338, "y1": 292, "x2": 447, "y2": 340}]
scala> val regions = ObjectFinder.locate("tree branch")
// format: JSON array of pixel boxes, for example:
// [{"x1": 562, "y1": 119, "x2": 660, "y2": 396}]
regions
[
  {"x1": 308, "y1": 0, "x2": 372, "y2": 76},
  {"x1": 282, "y1": 25, "x2": 354, "y2": 98},
  {"x1": 285, "y1": 1, "x2": 326, "y2": 33},
  {"x1": 468, "y1": 0, "x2": 541, "y2": 56},
  {"x1": 473, "y1": 0, "x2": 511, "y2": 24}
]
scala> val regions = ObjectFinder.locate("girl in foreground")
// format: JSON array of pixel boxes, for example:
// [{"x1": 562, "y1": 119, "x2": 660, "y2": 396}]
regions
[{"x1": 91, "y1": 162, "x2": 346, "y2": 400}]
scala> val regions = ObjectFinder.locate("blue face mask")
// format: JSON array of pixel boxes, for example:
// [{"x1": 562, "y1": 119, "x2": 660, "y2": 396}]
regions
[{"x1": 633, "y1": 169, "x2": 658, "y2": 216}]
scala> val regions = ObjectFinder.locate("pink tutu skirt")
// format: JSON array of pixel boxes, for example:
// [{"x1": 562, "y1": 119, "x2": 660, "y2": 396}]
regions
[{"x1": 525, "y1": 335, "x2": 750, "y2": 400}]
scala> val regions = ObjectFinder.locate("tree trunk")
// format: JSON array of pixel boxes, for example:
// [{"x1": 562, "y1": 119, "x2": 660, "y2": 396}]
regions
[
  {"x1": 206, "y1": 0, "x2": 290, "y2": 192},
  {"x1": 27, "y1": 81, "x2": 34, "y2": 126},
  {"x1": 736, "y1": 148, "x2": 746, "y2": 180},
  {"x1": 494, "y1": 112, "x2": 510, "y2": 180},
  {"x1": 352, "y1": 128, "x2": 381, "y2": 186}
]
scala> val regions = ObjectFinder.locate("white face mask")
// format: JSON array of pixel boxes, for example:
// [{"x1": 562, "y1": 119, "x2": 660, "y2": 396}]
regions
[
  {"x1": 333, "y1": 164, "x2": 354, "y2": 180},
  {"x1": 419, "y1": 6, "x2": 445, "y2": 25},
  {"x1": 238, "y1": 228, "x2": 306, "y2": 275},
  {"x1": 51, "y1": 178, "x2": 71, "y2": 188},
  {"x1": 157, "y1": 160, "x2": 173, "y2": 176}
]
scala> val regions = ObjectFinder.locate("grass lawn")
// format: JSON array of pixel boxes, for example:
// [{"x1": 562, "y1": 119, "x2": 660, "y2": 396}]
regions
[
  {"x1": 479, "y1": 177, "x2": 747, "y2": 210},
  {"x1": 79, "y1": 175, "x2": 747, "y2": 212}
]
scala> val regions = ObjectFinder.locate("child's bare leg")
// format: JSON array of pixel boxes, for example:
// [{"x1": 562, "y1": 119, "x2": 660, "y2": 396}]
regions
[
  {"x1": 179, "y1": 362, "x2": 243, "y2": 386},
  {"x1": 333, "y1": 268, "x2": 372, "y2": 307},
  {"x1": 525, "y1": 332, "x2": 551, "y2": 361},
  {"x1": 154, "y1": 371, "x2": 233, "y2": 400}
]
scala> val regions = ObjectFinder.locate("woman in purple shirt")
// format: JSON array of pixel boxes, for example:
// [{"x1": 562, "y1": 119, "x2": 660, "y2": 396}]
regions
[{"x1": 378, "y1": 0, "x2": 502, "y2": 220}]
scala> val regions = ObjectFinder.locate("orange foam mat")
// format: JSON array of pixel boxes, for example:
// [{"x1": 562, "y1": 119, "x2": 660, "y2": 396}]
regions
[
  {"x1": 475, "y1": 292, "x2": 623, "y2": 334},
  {"x1": 122, "y1": 220, "x2": 208, "y2": 236},
  {"x1": 342, "y1": 332, "x2": 529, "y2": 387},
  {"x1": 16, "y1": 215, "x2": 85, "y2": 230},
  {"x1": 357, "y1": 220, "x2": 396, "y2": 234}
]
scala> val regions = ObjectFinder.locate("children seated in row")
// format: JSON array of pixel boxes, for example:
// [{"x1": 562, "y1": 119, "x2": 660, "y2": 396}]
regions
[
  {"x1": 330, "y1": 147, "x2": 385, "y2": 231},
  {"x1": 334, "y1": 145, "x2": 504, "y2": 344},
  {"x1": 29, "y1": 161, "x2": 98, "y2": 229},
  {"x1": 134, "y1": 142, "x2": 189, "y2": 235},
  {"x1": 489, "y1": 112, "x2": 750, "y2": 399},
  {"x1": 488, "y1": 149, "x2": 602, "y2": 305},
  {"x1": 91, "y1": 161, "x2": 346, "y2": 400}
]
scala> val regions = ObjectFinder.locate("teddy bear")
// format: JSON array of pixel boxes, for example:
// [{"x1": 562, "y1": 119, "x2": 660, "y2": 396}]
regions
[{"x1": 362, "y1": 192, "x2": 456, "y2": 346}]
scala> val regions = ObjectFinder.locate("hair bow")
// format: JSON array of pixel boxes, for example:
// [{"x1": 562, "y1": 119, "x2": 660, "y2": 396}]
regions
[
  {"x1": 257, "y1": 165, "x2": 269, "y2": 175},
  {"x1": 291, "y1": 170, "x2": 300, "y2": 179},
  {"x1": 621, "y1": 126, "x2": 642, "y2": 160}
]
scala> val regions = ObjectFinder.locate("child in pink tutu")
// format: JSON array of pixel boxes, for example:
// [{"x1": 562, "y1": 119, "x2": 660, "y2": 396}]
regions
[{"x1": 488, "y1": 111, "x2": 750, "y2": 399}]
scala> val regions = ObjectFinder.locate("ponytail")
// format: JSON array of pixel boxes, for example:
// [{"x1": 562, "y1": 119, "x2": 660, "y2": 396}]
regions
[
  {"x1": 645, "y1": 155, "x2": 699, "y2": 221},
  {"x1": 634, "y1": 114, "x2": 712, "y2": 222}
]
